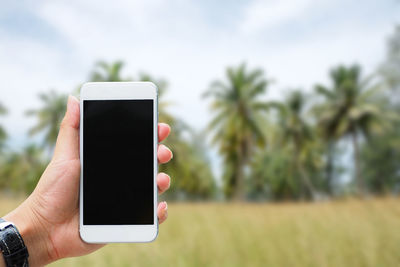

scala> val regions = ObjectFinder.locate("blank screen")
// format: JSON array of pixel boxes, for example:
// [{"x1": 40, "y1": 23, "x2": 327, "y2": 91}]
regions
[{"x1": 83, "y1": 99, "x2": 154, "y2": 225}]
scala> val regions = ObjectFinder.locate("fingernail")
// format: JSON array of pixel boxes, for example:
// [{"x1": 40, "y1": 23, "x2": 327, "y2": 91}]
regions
[
  {"x1": 160, "y1": 122, "x2": 169, "y2": 129},
  {"x1": 162, "y1": 201, "x2": 168, "y2": 211},
  {"x1": 167, "y1": 175, "x2": 171, "y2": 189},
  {"x1": 159, "y1": 201, "x2": 166, "y2": 210},
  {"x1": 67, "y1": 95, "x2": 78, "y2": 112},
  {"x1": 67, "y1": 95, "x2": 73, "y2": 112},
  {"x1": 164, "y1": 123, "x2": 171, "y2": 134},
  {"x1": 162, "y1": 145, "x2": 173, "y2": 159}
]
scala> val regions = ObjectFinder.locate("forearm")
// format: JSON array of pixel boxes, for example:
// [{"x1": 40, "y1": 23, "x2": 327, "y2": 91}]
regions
[{"x1": 2, "y1": 200, "x2": 53, "y2": 267}]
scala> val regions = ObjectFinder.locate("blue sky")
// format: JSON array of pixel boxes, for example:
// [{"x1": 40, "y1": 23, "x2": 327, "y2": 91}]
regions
[{"x1": 0, "y1": 0, "x2": 399, "y2": 152}]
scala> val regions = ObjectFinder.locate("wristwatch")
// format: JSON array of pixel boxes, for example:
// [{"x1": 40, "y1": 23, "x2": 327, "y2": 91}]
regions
[{"x1": 0, "y1": 218, "x2": 29, "y2": 267}]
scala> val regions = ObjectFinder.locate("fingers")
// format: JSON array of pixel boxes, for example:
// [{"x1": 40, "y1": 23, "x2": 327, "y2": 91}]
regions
[
  {"x1": 157, "y1": 201, "x2": 168, "y2": 224},
  {"x1": 158, "y1": 144, "x2": 173, "y2": 164},
  {"x1": 158, "y1": 123, "x2": 171, "y2": 143},
  {"x1": 53, "y1": 95, "x2": 80, "y2": 161},
  {"x1": 157, "y1": 123, "x2": 172, "y2": 163},
  {"x1": 157, "y1": 173, "x2": 170, "y2": 194},
  {"x1": 157, "y1": 124, "x2": 171, "y2": 224}
]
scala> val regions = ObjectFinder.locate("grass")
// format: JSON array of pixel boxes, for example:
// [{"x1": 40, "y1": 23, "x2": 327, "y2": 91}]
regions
[{"x1": 1, "y1": 198, "x2": 400, "y2": 266}]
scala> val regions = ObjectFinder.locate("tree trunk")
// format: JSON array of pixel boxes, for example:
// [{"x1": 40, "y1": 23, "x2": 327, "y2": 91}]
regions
[
  {"x1": 233, "y1": 141, "x2": 247, "y2": 201},
  {"x1": 326, "y1": 141, "x2": 334, "y2": 194},
  {"x1": 294, "y1": 147, "x2": 316, "y2": 200},
  {"x1": 352, "y1": 131, "x2": 365, "y2": 196},
  {"x1": 298, "y1": 160, "x2": 316, "y2": 200},
  {"x1": 233, "y1": 157, "x2": 245, "y2": 201}
]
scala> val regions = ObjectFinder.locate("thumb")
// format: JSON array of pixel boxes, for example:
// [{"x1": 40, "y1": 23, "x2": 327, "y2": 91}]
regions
[{"x1": 53, "y1": 95, "x2": 80, "y2": 161}]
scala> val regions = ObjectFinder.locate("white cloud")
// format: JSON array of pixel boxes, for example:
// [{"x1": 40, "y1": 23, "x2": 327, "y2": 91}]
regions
[
  {"x1": 239, "y1": 0, "x2": 316, "y2": 34},
  {"x1": 0, "y1": 32, "x2": 81, "y2": 149},
  {"x1": 35, "y1": 0, "x2": 207, "y2": 58}
]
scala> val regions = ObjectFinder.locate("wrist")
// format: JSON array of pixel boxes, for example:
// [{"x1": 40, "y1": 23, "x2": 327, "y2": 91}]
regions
[{"x1": 3, "y1": 198, "x2": 54, "y2": 267}]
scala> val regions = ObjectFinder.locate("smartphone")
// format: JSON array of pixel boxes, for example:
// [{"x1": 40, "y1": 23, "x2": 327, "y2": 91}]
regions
[{"x1": 79, "y1": 82, "x2": 158, "y2": 243}]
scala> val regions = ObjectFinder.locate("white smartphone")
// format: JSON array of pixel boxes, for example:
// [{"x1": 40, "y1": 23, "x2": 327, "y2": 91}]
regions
[{"x1": 79, "y1": 82, "x2": 158, "y2": 243}]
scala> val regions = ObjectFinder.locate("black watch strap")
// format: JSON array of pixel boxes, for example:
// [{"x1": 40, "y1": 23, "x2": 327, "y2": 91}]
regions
[{"x1": 0, "y1": 218, "x2": 29, "y2": 267}]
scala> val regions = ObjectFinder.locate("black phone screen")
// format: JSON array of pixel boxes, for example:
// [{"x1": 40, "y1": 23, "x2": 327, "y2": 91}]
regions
[{"x1": 83, "y1": 99, "x2": 154, "y2": 225}]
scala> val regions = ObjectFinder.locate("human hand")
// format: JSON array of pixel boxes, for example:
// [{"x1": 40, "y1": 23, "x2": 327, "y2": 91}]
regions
[{"x1": 3, "y1": 96, "x2": 173, "y2": 266}]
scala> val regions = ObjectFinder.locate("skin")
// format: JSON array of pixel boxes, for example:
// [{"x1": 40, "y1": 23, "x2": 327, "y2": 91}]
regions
[{"x1": 1, "y1": 96, "x2": 173, "y2": 266}]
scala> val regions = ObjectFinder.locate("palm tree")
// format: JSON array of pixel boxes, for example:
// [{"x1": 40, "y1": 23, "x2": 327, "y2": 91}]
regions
[
  {"x1": 313, "y1": 92, "x2": 339, "y2": 194},
  {"x1": 204, "y1": 63, "x2": 269, "y2": 200},
  {"x1": 90, "y1": 61, "x2": 127, "y2": 82},
  {"x1": 138, "y1": 73, "x2": 216, "y2": 199},
  {"x1": 137, "y1": 73, "x2": 174, "y2": 123},
  {"x1": 70, "y1": 61, "x2": 132, "y2": 96},
  {"x1": 138, "y1": 73, "x2": 168, "y2": 95},
  {"x1": 270, "y1": 91, "x2": 318, "y2": 199},
  {"x1": 314, "y1": 65, "x2": 392, "y2": 196},
  {"x1": 26, "y1": 90, "x2": 67, "y2": 152}
]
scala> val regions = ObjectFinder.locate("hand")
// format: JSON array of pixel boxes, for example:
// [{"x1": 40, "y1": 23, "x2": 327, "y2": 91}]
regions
[{"x1": 3, "y1": 96, "x2": 173, "y2": 266}]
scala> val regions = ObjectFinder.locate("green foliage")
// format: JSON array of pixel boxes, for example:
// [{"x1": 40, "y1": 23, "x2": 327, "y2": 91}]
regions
[
  {"x1": 313, "y1": 65, "x2": 394, "y2": 195},
  {"x1": 361, "y1": 126, "x2": 400, "y2": 194},
  {"x1": 137, "y1": 72, "x2": 216, "y2": 199},
  {"x1": 0, "y1": 144, "x2": 47, "y2": 194},
  {"x1": 2, "y1": 44, "x2": 400, "y2": 200},
  {"x1": 90, "y1": 61, "x2": 128, "y2": 82},
  {"x1": 204, "y1": 63, "x2": 269, "y2": 200},
  {"x1": 361, "y1": 26, "x2": 400, "y2": 194},
  {"x1": 314, "y1": 65, "x2": 390, "y2": 139},
  {"x1": 159, "y1": 126, "x2": 216, "y2": 200},
  {"x1": 250, "y1": 145, "x2": 299, "y2": 200},
  {"x1": 250, "y1": 91, "x2": 324, "y2": 200}
]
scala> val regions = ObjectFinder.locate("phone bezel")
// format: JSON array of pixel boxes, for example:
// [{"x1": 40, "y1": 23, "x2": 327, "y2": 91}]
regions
[{"x1": 79, "y1": 82, "x2": 158, "y2": 243}]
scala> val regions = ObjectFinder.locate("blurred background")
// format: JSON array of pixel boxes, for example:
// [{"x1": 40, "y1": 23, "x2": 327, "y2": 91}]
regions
[{"x1": 1, "y1": 0, "x2": 400, "y2": 266}]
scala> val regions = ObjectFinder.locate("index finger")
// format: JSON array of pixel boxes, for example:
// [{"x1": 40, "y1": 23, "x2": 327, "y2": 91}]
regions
[{"x1": 158, "y1": 123, "x2": 171, "y2": 143}]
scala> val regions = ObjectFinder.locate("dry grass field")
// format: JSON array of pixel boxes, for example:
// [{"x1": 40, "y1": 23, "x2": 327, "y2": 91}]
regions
[{"x1": 1, "y1": 197, "x2": 400, "y2": 267}]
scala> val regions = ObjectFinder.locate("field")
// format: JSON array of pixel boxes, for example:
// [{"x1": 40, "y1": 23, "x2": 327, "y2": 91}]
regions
[{"x1": 1, "y1": 198, "x2": 400, "y2": 267}]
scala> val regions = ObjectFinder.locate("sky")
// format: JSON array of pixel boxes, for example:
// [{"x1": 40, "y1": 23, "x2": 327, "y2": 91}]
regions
[{"x1": 0, "y1": 0, "x2": 399, "y2": 153}]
